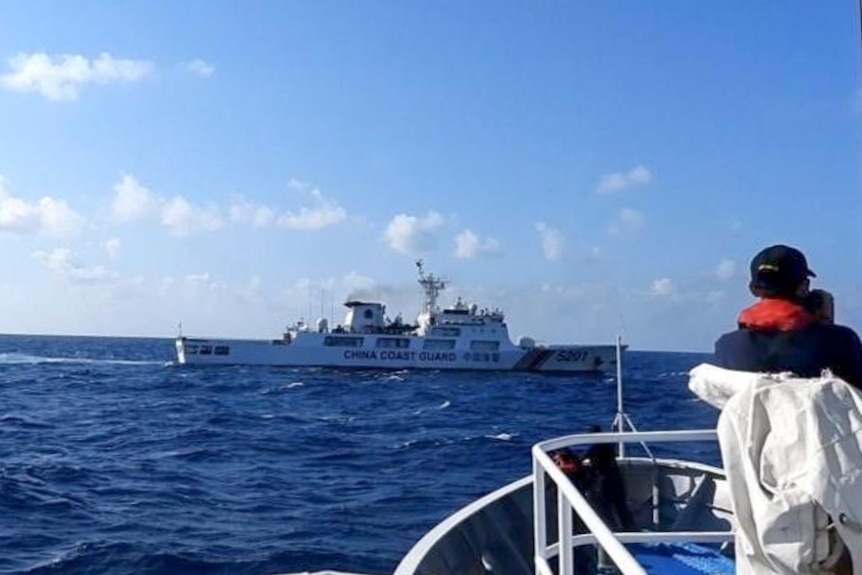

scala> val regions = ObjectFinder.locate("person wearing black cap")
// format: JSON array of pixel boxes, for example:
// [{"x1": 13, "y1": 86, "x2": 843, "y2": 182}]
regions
[{"x1": 714, "y1": 244, "x2": 862, "y2": 387}]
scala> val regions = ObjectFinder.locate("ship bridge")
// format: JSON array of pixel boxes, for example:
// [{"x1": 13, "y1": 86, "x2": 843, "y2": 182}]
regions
[
  {"x1": 436, "y1": 297, "x2": 505, "y2": 327},
  {"x1": 343, "y1": 301, "x2": 386, "y2": 334}
]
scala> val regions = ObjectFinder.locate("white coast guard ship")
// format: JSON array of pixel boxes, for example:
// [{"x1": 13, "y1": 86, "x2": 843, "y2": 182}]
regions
[{"x1": 175, "y1": 261, "x2": 620, "y2": 372}]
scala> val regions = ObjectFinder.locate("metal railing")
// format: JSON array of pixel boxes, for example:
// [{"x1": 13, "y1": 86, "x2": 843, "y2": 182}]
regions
[{"x1": 532, "y1": 430, "x2": 733, "y2": 575}]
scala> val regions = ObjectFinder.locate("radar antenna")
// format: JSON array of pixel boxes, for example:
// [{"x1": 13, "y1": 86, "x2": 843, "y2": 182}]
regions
[{"x1": 415, "y1": 259, "x2": 446, "y2": 313}]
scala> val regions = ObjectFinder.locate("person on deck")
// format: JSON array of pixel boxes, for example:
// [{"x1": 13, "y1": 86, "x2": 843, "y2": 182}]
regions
[
  {"x1": 583, "y1": 426, "x2": 634, "y2": 531},
  {"x1": 714, "y1": 244, "x2": 862, "y2": 388}
]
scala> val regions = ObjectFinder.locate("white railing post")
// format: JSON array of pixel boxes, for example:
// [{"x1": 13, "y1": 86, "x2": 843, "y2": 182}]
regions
[
  {"x1": 558, "y1": 492, "x2": 574, "y2": 575},
  {"x1": 615, "y1": 335, "x2": 625, "y2": 458},
  {"x1": 533, "y1": 454, "x2": 548, "y2": 572}
]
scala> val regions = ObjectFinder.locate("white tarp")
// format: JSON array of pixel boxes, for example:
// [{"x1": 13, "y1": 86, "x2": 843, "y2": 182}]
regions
[{"x1": 689, "y1": 363, "x2": 862, "y2": 575}]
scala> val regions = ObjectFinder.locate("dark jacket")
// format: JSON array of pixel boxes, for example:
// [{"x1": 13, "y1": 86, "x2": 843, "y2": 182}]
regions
[
  {"x1": 714, "y1": 298, "x2": 862, "y2": 388},
  {"x1": 584, "y1": 443, "x2": 634, "y2": 530}
]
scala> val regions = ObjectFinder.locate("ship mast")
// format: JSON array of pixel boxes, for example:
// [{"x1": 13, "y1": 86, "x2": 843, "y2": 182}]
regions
[{"x1": 415, "y1": 259, "x2": 446, "y2": 313}]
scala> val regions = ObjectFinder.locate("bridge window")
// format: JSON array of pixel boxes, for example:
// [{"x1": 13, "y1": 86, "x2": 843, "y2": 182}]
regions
[
  {"x1": 424, "y1": 339, "x2": 455, "y2": 350},
  {"x1": 377, "y1": 338, "x2": 411, "y2": 349},
  {"x1": 214, "y1": 345, "x2": 230, "y2": 355},
  {"x1": 324, "y1": 336, "x2": 364, "y2": 347},
  {"x1": 199, "y1": 345, "x2": 212, "y2": 355},
  {"x1": 470, "y1": 340, "x2": 500, "y2": 352},
  {"x1": 430, "y1": 327, "x2": 461, "y2": 337}
]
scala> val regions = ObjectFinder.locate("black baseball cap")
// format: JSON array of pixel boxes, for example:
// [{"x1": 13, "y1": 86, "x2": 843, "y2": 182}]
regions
[{"x1": 749, "y1": 244, "x2": 816, "y2": 297}]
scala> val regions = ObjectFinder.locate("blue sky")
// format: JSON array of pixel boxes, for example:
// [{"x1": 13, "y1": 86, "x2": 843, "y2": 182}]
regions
[{"x1": 0, "y1": 1, "x2": 860, "y2": 351}]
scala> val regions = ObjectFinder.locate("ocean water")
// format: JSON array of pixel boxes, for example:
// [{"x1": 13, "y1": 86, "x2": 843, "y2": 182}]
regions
[{"x1": 0, "y1": 335, "x2": 720, "y2": 575}]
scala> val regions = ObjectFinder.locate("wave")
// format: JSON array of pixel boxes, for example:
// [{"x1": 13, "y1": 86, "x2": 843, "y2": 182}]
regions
[
  {"x1": 485, "y1": 432, "x2": 517, "y2": 441},
  {"x1": 0, "y1": 413, "x2": 52, "y2": 429},
  {"x1": 411, "y1": 399, "x2": 452, "y2": 416},
  {"x1": 0, "y1": 353, "x2": 163, "y2": 366},
  {"x1": 393, "y1": 431, "x2": 518, "y2": 449},
  {"x1": 654, "y1": 370, "x2": 693, "y2": 378}
]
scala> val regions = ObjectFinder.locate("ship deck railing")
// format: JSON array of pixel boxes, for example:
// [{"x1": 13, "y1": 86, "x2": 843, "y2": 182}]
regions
[{"x1": 532, "y1": 430, "x2": 733, "y2": 575}]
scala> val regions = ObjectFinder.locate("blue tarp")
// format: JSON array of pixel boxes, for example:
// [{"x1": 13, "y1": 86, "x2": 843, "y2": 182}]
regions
[{"x1": 629, "y1": 542, "x2": 734, "y2": 575}]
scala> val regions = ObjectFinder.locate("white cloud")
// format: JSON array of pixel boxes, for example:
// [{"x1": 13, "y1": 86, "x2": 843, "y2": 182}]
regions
[
  {"x1": 230, "y1": 183, "x2": 347, "y2": 231},
  {"x1": 342, "y1": 271, "x2": 376, "y2": 292},
  {"x1": 608, "y1": 208, "x2": 645, "y2": 235},
  {"x1": 183, "y1": 272, "x2": 218, "y2": 289},
  {"x1": 32, "y1": 248, "x2": 117, "y2": 283},
  {"x1": 110, "y1": 175, "x2": 346, "y2": 236},
  {"x1": 111, "y1": 175, "x2": 157, "y2": 222},
  {"x1": 287, "y1": 178, "x2": 312, "y2": 192},
  {"x1": 1, "y1": 52, "x2": 153, "y2": 101},
  {"x1": 229, "y1": 199, "x2": 276, "y2": 228},
  {"x1": 185, "y1": 59, "x2": 215, "y2": 78},
  {"x1": 276, "y1": 188, "x2": 347, "y2": 230},
  {"x1": 161, "y1": 197, "x2": 224, "y2": 237},
  {"x1": 275, "y1": 183, "x2": 347, "y2": 230},
  {"x1": 383, "y1": 211, "x2": 444, "y2": 254},
  {"x1": 650, "y1": 278, "x2": 675, "y2": 296},
  {"x1": 158, "y1": 272, "x2": 229, "y2": 299},
  {"x1": 277, "y1": 205, "x2": 346, "y2": 230},
  {"x1": 535, "y1": 222, "x2": 565, "y2": 261},
  {"x1": 716, "y1": 258, "x2": 735, "y2": 281},
  {"x1": 597, "y1": 165, "x2": 652, "y2": 194},
  {"x1": 454, "y1": 229, "x2": 500, "y2": 259},
  {"x1": 233, "y1": 188, "x2": 347, "y2": 230},
  {"x1": 112, "y1": 175, "x2": 224, "y2": 236},
  {"x1": 105, "y1": 238, "x2": 121, "y2": 258},
  {"x1": 0, "y1": 174, "x2": 85, "y2": 237},
  {"x1": 38, "y1": 197, "x2": 86, "y2": 237}
]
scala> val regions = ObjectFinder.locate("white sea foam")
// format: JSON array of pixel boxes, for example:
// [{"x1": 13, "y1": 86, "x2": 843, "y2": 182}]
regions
[
  {"x1": 486, "y1": 432, "x2": 517, "y2": 441},
  {"x1": 0, "y1": 353, "x2": 161, "y2": 366},
  {"x1": 413, "y1": 399, "x2": 452, "y2": 416}
]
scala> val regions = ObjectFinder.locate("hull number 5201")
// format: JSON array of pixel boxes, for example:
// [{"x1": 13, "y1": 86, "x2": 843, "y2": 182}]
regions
[{"x1": 556, "y1": 350, "x2": 589, "y2": 362}]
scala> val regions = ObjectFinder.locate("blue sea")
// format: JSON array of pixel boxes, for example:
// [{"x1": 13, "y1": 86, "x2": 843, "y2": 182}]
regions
[{"x1": 0, "y1": 335, "x2": 721, "y2": 575}]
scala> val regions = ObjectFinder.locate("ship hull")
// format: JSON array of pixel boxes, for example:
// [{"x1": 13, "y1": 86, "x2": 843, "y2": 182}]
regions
[{"x1": 175, "y1": 336, "x2": 620, "y2": 373}]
